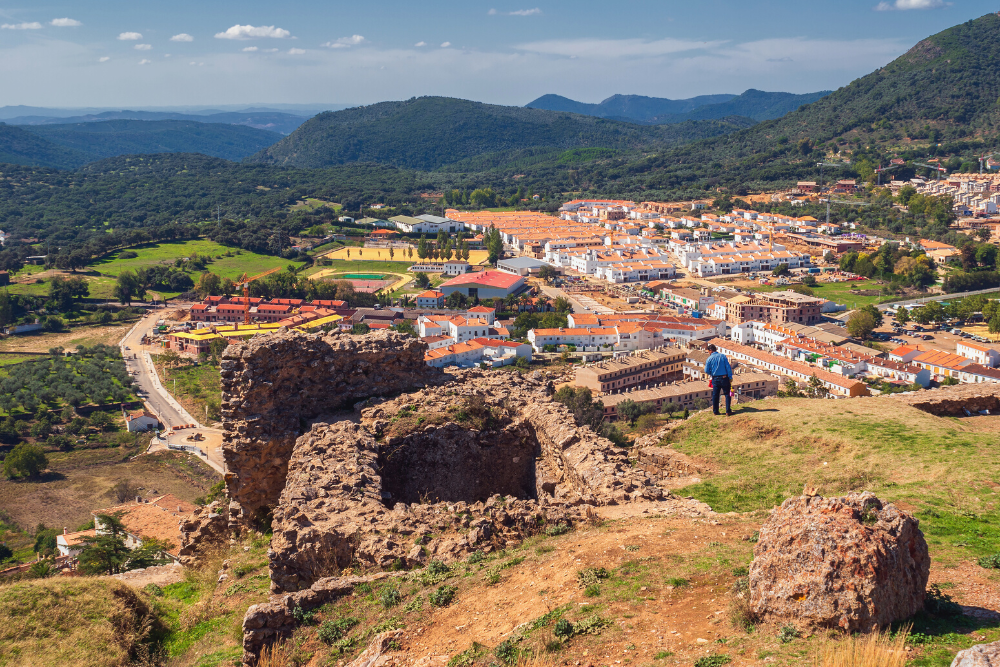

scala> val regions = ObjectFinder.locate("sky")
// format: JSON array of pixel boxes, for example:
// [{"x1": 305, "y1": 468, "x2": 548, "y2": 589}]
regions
[{"x1": 0, "y1": 0, "x2": 996, "y2": 109}]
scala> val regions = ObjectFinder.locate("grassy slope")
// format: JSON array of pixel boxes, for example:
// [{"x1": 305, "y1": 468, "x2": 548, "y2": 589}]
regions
[{"x1": 668, "y1": 398, "x2": 1000, "y2": 566}]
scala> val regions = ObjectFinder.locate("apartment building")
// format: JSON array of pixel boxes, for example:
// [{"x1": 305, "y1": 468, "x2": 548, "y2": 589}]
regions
[
  {"x1": 709, "y1": 338, "x2": 870, "y2": 397},
  {"x1": 725, "y1": 291, "x2": 824, "y2": 326},
  {"x1": 424, "y1": 338, "x2": 531, "y2": 368},
  {"x1": 573, "y1": 349, "x2": 686, "y2": 393},
  {"x1": 956, "y1": 341, "x2": 1000, "y2": 368},
  {"x1": 599, "y1": 373, "x2": 779, "y2": 420}
]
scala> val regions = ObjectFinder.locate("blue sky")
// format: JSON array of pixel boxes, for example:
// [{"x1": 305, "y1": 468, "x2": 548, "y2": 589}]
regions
[{"x1": 0, "y1": 0, "x2": 994, "y2": 108}]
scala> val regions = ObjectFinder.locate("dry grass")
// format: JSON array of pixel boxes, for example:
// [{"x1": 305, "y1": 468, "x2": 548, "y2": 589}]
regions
[
  {"x1": 0, "y1": 450, "x2": 219, "y2": 531},
  {"x1": 0, "y1": 324, "x2": 128, "y2": 353},
  {"x1": 0, "y1": 578, "x2": 163, "y2": 667},
  {"x1": 813, "y1": 629, "x2": 909, "y2": 667}
]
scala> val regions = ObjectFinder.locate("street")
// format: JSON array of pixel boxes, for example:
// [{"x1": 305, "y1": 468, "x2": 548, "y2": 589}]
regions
[{"x1": 119, "y1": 311, "x2": 226, "y2": 474}]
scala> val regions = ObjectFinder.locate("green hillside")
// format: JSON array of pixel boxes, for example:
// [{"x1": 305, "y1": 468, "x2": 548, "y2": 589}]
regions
[
  {"x1": 617, "y1": 13, "x2": 1000, "y2": 192},
  {"x1": 659, "y1": 88, "x2": 832, "y2": 123},
  {"x1": 0, "y1": 123, "x2": 91, "y2": 169},
  {"x1": 26, "y1": 120, "x2": 283, "y2": 162},
  {"x1": 247, "y1": 96, "x2": 754, "y2": 170}
]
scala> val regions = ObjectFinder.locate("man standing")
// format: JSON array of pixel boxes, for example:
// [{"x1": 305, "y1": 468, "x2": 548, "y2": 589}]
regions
[{"x1": 704, "y1": 343, "x2": 734, "y2": 416}]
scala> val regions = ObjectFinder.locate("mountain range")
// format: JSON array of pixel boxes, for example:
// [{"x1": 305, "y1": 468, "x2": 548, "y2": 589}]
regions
[
  {"x1": 6, "y1": 109, "x2": 312, "y2": 135},
  {"x1": 526, "y1": 89, "x2": 831, "y2": 124}
]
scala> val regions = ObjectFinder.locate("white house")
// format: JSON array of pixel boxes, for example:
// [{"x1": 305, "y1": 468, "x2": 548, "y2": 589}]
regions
[
  {"x1": 124, "y1": 409, "x2": 159, "y2": 433},
  {"x1": 56, "y1": 528, "x2": 96, "y2": 557},
  {"x1": 956, "y1": 341, "x2": 1000, "y2": 368}
]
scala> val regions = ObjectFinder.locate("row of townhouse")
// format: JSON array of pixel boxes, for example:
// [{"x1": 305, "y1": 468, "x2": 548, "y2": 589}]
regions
[
  {"x1": 599, "y1": 372, "x2": 780, "y2": 420},
  {"x1": 689, "y1": 250, "x2": 811, "y2": 277},
  {"x1": 190, "y1": 296, "x2": 348, "y2": 323},
  {"x1": 596, "y1": 260, "x2": 676, "y2": 283},
  {"x1": 574, "y1": 348, "x2": 686, "y2": 393},
  {"x1": 708, "y1": 338, "x2": 870, "y2": 397},
  {"x1": 424, "y1": 338, "x2": 532, "y2": 368},
  {"x1": 529, "y1": 315, "x2": 725, "y2": 352},
  {"x1": 417, "y1": 307, "x2": 508, "y2": 343}
]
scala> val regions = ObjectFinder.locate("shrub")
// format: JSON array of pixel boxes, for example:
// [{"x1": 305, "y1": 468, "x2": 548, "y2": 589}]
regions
[
  {"x1": 583, "y1": 584, "x2": 601, "y2": 597},
  {"x1": 576, "y1": 567, "x2": 610, "y2": 589},
  {"x1": 429, "y1": 584, "x2": 457, "y2": 607},
  {"x1": 494, "y1": 638, "x2": 521, "y2": 665},
  {"x1": 466, "y1": 551, "x2": 485, "y2": 564},
  {"x1": 380, "y1": 588, "x2": 402, "y2": 608},
  {"x1": 545, "y1": 523, "x2": 570, "y2": 537},
  {"x1": 695, "y1": 656, "x2": 731, "y2": 667},
  {"x1": 426, "y1": 560, "x2": 450, "y2": 576},
  {"x1": 977, "y1": 553, "x2": 1000, "y2": 569},
  {"x1": 553, "y1": 618, "x2": 574, "y2": 640},
  {"x1": 777, "y1": 624, "x2": 801, "y2": 643},
  {"x1": 292, "y1": 605, "x2": 317, "y2": 625},
  {"x1": 318, "y1": 617, "x2": 359, "y2": 644}
]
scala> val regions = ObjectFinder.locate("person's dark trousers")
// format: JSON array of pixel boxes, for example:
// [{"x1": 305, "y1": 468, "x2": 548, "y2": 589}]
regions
[{"x1": 712, "y1": 376, "x2": 732, "y2": 415}]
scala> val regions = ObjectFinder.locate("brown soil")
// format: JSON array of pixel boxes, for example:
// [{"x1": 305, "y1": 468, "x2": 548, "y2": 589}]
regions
[{"x1": 0, "y1": 324, "x2": 128, "y2": 353}]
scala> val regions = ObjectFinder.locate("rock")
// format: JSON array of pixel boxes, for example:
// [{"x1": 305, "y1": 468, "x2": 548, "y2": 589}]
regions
[
  {"x1": 346, "y1": 629, "x2": 403, "y2": 667},
  {"x1": 894, "y1": 383, "x2": 1000, "y2": 416},
  {"x1": 951, "y1": 641, "x2": 1000, "y2": 667},
  {"x1": 749, "y1": 492, "x2": 929, "y2": 632}
]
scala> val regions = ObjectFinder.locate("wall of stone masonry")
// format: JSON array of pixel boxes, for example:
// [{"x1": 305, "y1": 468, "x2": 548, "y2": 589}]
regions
[
  {"x1": 892, "y1": 383, "x2": 1000, "y2": 416},
  {"x1": 219, "y1": 329, "x2": 444, "y2": 528}
]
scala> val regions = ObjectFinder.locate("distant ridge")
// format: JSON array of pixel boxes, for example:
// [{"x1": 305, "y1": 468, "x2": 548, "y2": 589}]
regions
[{"x1": 526, "y1": 89, "x2": 831, "y2": 124}]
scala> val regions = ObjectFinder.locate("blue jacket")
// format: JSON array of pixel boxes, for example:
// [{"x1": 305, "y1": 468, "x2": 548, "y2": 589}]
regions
[{"x1": 704, "y1": 351, "x2": 733, "y2": 379}]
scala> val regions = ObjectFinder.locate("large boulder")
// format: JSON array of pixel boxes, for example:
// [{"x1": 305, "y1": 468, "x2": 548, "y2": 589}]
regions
[
  {"x1": 951, "y1": 641, "x2": 1000, "y2": 667},
  {"x1": 749, "y1": 492, "x2": 929, "y2": 632}
]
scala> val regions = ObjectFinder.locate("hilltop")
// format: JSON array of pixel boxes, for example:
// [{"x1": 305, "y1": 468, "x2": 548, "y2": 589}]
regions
[
  {"x1": 0, "y1": 123, "x2": 92, "y2": 169},
  {"x1": 246, "y1": 96, "x2": 755, "y2": 171}
]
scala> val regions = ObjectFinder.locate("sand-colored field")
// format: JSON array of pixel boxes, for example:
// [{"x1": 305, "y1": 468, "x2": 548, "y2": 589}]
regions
[
  {"x1": 310, "y1": 270, "x2": 412, "y2": 292},
  {"x1": 322, "y1": 247, "x2": 491, "y2": 265}
]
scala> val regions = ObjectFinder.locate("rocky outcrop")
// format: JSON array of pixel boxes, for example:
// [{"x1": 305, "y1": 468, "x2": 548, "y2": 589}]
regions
[
  {"x1": 220, "y1": 329, "x2": 444, "y2": 528},
  {"x1": 178, "y1": 502, "x2": 228, "y2": 566},
  {"x1": 951, "y1": 641, "x2": 1000, "y2": 667},
  {"x1": 636, "y1": 447, "x2": 703, "y2": 481},
  {"x1": 749, "y1": 492, "x2": 929, "y2": 632},
  {"x1": 893, "y1": 383, "x2": 1000, "y2": 416},
  {"x1": 268, "y1": 370, "x2": 662, "y2": 592},
  {"x1": 347, "y1": 630, "x2": 404, "y2": 667}
]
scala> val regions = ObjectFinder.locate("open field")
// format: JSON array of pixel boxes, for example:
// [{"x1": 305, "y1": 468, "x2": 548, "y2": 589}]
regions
[
  {"x1": 321, "y1": 246, "x2": 491, "y2": 265},
  {"x1": 91, "y1": 239, "x2": 305, "y2": 281},
  {"x1": 162, "y1": 362, "x2": 223, "y2": 424},
  {"x1": 0, "y1": 323, "x2": 129, "y2": 353},
  {"x1": 668, "y1": 397, "x2": 1000, "y2": 567},
  {"x1": 304, "y1": 259, "x2": 415, "y2": 279},
  {"x1": 751, "y1": 279, "x2": 899, "y2": 308},
  {"x1": 0, "y1": 449, "x2": 219, "y2": 532},
  {"x1": 290, "y1": 197, "x2": 341, "y2": 212}
]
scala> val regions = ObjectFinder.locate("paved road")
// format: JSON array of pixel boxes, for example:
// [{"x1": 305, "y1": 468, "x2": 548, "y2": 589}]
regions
[{"x1": 119, "y1": 312, "x2": 226, "y2": 474}]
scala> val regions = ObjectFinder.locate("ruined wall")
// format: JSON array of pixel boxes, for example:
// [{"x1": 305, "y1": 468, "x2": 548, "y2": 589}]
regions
[
  {"x1": 220, "y1": 329, "x2": 444, "y2": 527},
  {"x1": 892, "y1": 383, "x2": 1000, "y2": 416}
]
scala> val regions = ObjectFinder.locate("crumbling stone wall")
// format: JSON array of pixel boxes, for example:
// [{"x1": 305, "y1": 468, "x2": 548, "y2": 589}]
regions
[
  {"x1": 892, "y1": 383, "x2": 1000, "y2": 416},
  {"x1": 178, "y1": 502, "x2": 228, "y2": 566},
  {"x1": 266, "y1": 370, "x2": 663, "y2": 593},
  {"x1": 636, "y1": 447, "x2": 703, "y2": 481},
  {"x1": 220, "y1": 329, "x2": 444, "y2": 527}
]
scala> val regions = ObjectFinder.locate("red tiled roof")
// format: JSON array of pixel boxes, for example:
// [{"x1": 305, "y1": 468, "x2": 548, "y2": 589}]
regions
[{"x1": 439, "y1": 270, "x2": 523, "y2": 290}]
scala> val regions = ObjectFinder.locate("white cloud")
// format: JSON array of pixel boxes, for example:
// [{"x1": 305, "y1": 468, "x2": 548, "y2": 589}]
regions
[
  {"x1": 875, "y1": 0, "x2": 947, "y2": 9},
  {"x1": 214, "y1": 24, "x2": 291, "y2": 40},
  {"x1": 323, "y1": 34, "x2": 365, "y2": 48},
  {"x1": 515, "y1": 37, "x2": 726, "y2": 58},
  {"x1": 50, "y1": 18, "x2": 82, "y2": 27},
  {"x1": 489, "y1": 8, "x2": 542, "y2": 16},
  {"x1": 2, "y1": 22, "x2": 43, "y2": 30},
  {"x1": 414, "y1": 41, "x2": 427, "y2": 47},
  {"x1": 263, "y1": 48, "x2": 279, "y2": 53},
  {"x1": 98, "y1": 56, "x2": 111, "y2": 62},
  {"x1": 242, "y1": 46, "x2": 258, "y2": 52},
  {"x1": 170, "y1": 33, "x2": 194, "y2": 42},
  {"x1": 118, "y1": 32, "x2": 143, "y2": 40},
  {"x1": 288, "y1": 48, "x2": 306, "y2": 54},
  {"x1": 441, "y1": 41, "x2": 451, "y2": 48},
  {"x1": 134, "y1": 44, "x2": 152, "y2": 51},
  {"x1": 138, "y1": 59, "x2": 151, "y2": 65}
]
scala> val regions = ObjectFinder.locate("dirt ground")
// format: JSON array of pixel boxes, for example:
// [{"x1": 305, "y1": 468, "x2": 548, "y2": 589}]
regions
[
  {"x1": 0, "y1": 323, "x2": 129, "y2": 353},
  {"x1": 0, "y1": 449, "x2": 220, "y2": 531}
]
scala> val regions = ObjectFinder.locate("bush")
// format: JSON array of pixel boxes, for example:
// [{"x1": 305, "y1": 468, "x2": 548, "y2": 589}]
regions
[
  {"x1": 380, "y1": 588, "x2": 402, "y2": 608},
  {"x1": 576, "y1": 567, "x2": 610, "y2": 588},
  {"x1": 3, "y1": 443, "x2": 48, "y2": 479},
  {"x1": 695, "y1": 656, "x2": 731, "y2": 667},
  {"x1": 292, "y1": 605, "x2": 317, "y2": 625},
  {"x1": 318, "y1": 617, "x2": 359, "y2": 644},
  {"x1": 545, "y1": 523, "x2": 571, "y2": 537},
  {"x1": 429, "y1": 584, "x2": 457, "y2": 607},
  {"x1": 118, "y1": 251, "x2": 139, "y2": 259},
  {"x1": 977, "y1": 553, "x2": 1000, "y2": 569},
  {"x1": 777, "y1": 624, "x2": 801, "y2": 643}
]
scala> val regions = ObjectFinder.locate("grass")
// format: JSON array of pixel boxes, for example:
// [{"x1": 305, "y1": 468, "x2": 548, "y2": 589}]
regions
[
  {"x1": 752, "y1": 279, "x2": 896, "y2": 308},
  {"x1": 0, "y1": 578, "x2": 164, "y2": 667},
  {"x1": 290, "y1": 197, "x2": 341, "y2": 212},
  {"x1": 303, "y1": 258, "x2": 415, "y2": 279},
  {"x1": 320, "y1": 247, "x2": 491, "y2": 265},
  {"x1": 161, "y1": 362, "x2": 222, "y2": 423},
  {"x1": 668, "y1": 398, "x2": 1000, "y2": 565}
]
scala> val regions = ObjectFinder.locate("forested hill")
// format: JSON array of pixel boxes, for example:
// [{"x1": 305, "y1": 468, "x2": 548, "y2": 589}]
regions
[
  {"x1": 0, "y1": 124, "x2": 92, "y2": 169},
  {"x1": 527, "y1": 90, "x2": 830, "y2": 124},
  {"x1": 617, "y1": 13, "x2": 1000, "y2": 192},
  {"x1": 23, "y1": 120, "x2": 283, "y2": 163},
  {"x1": 246, "y1": 96, "x2": 755, "y2": 170}
]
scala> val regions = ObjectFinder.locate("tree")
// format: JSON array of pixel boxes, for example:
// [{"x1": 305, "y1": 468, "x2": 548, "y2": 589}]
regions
[
  {"x1": 777, "y1": 379, "x2": 804, "y2": 398},
  {"x1": 77, "y1": 514, "x2": 173, "y2": 575},
  {"x1": 446, "y1": 291, "x2": 468, "y2": 309},
  {"x1": 486, "y1": 226, "x2": 503, "y2": 265},
  {"x1": 989, "y1": 314, "x2": 1000, "y2": 335},
  {"x1": 0, "y1": 543, "x2": 12, "y2": 563},
  {"x1": 414, "y1": 272, "x2": 431, "y2": 289},
  {"x1": 113, "y1": 271, "x2": 145, "y2": 305},
  {"x1": 553, "y1": 296, "x2": 573, "y2": 313},
  {"x1": 847, "y1": 310, "x2": 877, "y2": 340},
  {"x1": 3, "y1": 442, "x2": 48, "y2": 479},
  {"x1": 88, "y1": 410, "x2": 115, "y2": 432},
  {"x1": 392, "y1": 320, "x2": 416, "y2": 337},
  {"x1": 538, "y1": 265, "x2": 557, "y2": 283},
  {"x1": 806, "y1": 374, "x2": 829, "y2": 399},
  {"x1": 197, "y1": 272, "x2": 222, "y2": 297},
  {"x1": 351, "y1": 322, "x2": 370, "y2": 335},
  {"x1": 209, "y1": 337, "x2": 229, "y2": 362},
  {"x1": 823, "y1": 251, "x2": 836, "y2": 264},
  {"x1": 772, "y1": 263, "x2": 790, "y2": 277},
  {"x1": 859, "y1": 303, "x2": 884, "y2": 329},
  {"x1": 895, "y1": 307, "x2": 911, "y2": 324},
  {"x1": 389, "y1": 247, "x2": 395, "y2": 261},
  {"x1": 461, "y1": 240, "x2": 470, "y2": 261},
  {"x1": 417, "y1": 235, "x2": 428, "y2": 260},
  {"x1": 976, "y1": 228, "x2": 992, "y2": 243},
  {"x1": 0, "y1": 290, "x2": 10, "y2": 328},
  {"x1": 33, "y1": 525, "x2": 58, "y2": 555},
  {"x1": 976, "y1": 244, "x2": 998, "y2": 269}
]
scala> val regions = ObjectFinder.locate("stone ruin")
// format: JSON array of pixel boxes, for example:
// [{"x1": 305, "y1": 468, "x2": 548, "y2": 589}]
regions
[
  {"x1": 892, "y1": 382, "x2": 1000, "y2": 416},
  {"x1": 205, "y1": 329, "x2": 668, "y2": 663},
  {"x1": 749, "y1": 491, "x2": 930, "y2": 632}
]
